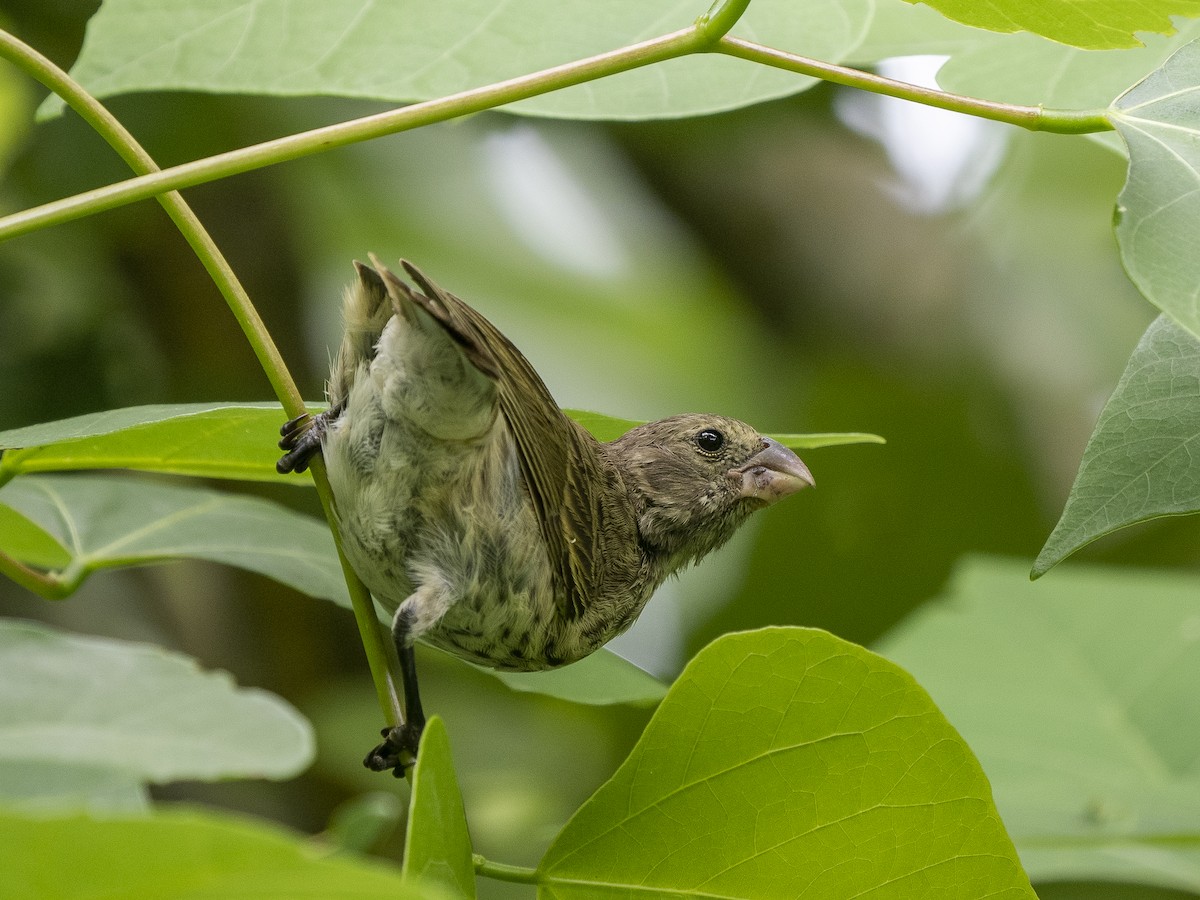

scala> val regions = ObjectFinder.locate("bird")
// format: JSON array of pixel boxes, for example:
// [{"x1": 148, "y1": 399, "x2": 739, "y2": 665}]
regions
[{"x1": 277, "y1": 258, "x2": 814, "y2": 775}]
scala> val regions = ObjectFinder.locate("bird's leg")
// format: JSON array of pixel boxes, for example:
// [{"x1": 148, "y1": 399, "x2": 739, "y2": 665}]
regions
[
  {"x1": 364, "y1": 606, "x2": 426, "y2": 776},
  {"x1": 276, "y1": 401, "x2": 345, "y2": 474}
]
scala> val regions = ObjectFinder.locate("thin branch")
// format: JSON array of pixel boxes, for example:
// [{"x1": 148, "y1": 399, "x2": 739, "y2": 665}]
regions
[
  {"x1": 717, "y1": 36, "x2": 1113, "y2": 134},
  {"x1": 0, "y1": 26, "x2": 704, "y2": 243}
]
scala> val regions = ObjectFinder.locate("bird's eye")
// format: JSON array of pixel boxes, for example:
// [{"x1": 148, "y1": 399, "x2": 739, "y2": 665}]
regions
[{"x1": 696, "y1": 429, "x2": 725, "y2": 453}]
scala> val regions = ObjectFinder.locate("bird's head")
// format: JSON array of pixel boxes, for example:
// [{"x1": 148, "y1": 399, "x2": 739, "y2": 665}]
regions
[{"x1": 609, "y1": 414, "x2": 814, "y2": 572}]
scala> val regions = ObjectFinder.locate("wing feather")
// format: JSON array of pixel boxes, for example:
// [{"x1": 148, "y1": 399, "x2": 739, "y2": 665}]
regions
[{"x1": 374, "y1": 259, "x2": 618, "y2": 620}]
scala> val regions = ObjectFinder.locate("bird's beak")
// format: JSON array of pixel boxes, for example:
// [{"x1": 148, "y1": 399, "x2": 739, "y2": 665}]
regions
[{"x1": 731, "y1": 438, "x2": 814, "y2": 504}]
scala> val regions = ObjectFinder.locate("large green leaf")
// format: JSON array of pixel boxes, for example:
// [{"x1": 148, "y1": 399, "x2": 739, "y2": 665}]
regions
[
  {"x1": 0, "y1": 619, "x2": 313, "y2": 790},
  {"x1": 538, "y1": 627, "x2": 1034, "y2": 899},
  {"x1": 907, "y1": 0, "x2": 1200, "y2": 50},
  {"x1": 0, "y1": 807, "x2": 439, "y2": 899},
  {"x1": 0, "y1": 403, "x2": 305, "y2": 485},
  {"x1": 877, "y1": 557, "x2": 1200, "y2": 894},
  {"x1": 1111, "y1": 38, "x2": 1200, "y2": 340},
  {"x1": 402, "y1": 717, "x2": 476, "y2": 899},
  {"x1": 0, "y1": 404, "x2": 879, "y2": 485},
  {"x1": 56, "y1": 0, "x2": 871, "y2": 121},
  {"x1": 0, "y1": 473, "x2": 349, "y2": 605},
  {"x1": 1035, "y1": 316, "x2": 1200, "y2": 576}
]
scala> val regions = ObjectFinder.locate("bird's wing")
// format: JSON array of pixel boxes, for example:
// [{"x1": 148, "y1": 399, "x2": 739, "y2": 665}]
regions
[{"x1": 386, "y1": 259, "x2": 613, "y2": 621}]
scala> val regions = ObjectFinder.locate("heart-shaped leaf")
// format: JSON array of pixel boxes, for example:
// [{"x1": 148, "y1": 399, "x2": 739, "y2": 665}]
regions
[
  {"x1": 1035, "y1": 316, "x2": 1200, "y2": 576},
  {"x1": 539, "y1": 626, "x2": 1034, "y2": 899}
]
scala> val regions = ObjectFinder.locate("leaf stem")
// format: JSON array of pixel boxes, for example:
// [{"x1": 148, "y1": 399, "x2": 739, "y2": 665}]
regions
[
  {"x1": 473, "y1": 855, "x2": 540, "y2": 884},
  {"x1": 695, "y1": 0, "x2": 753, "y2": 43},
  {"x1": 0, "y1": 549, "x2": 70, "y2": 599},
  {"x1": 0, "y1": 28, "x2": 405, "y2": 730},
  {"x1": 717, "y1": 36, "x2": 1114, "y2": 134},
  {"x1": 0, "y1": 26, "x2": 703, "y2": 243}
]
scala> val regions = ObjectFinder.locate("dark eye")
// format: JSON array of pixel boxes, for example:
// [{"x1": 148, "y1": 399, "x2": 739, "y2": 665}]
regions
[{"x1": 696, "y1": 429, "x2": 725, "y2": 453}]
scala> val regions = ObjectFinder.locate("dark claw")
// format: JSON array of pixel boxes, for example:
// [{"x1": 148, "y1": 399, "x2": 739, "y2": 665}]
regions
[
  {"x1": 364, "y1": 722, "x2": 423, "y2": 777},
  {"x1": 276, "y1": 405, "x2": 343, "y2": 475},
  {"x1": 279, "y1": 413, "x2": 310, "y2": 438}
]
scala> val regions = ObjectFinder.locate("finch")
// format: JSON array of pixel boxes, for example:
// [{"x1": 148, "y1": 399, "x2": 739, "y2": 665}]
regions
[{"x1": 278, "y1": 258, "x2": 814, "y2": 775}]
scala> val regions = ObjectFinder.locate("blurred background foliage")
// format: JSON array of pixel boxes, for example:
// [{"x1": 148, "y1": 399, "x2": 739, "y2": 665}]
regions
[{"x1": 1, "y1": 2, "x2": 1196, "y2": 898}]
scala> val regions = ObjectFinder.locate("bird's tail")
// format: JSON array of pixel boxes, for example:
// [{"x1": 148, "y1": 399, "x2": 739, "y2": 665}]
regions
[{"x1": 328, "y1": 261, "x2": 393, "y2": 406}]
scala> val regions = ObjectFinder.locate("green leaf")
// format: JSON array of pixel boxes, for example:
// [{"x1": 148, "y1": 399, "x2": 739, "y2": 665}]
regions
[
  {"x1": 1035, "y1": 316, "x2": 1200, "y2": 576},
  {"x1": 538, "y1": 627, "x2": 1034, "y2": 899},
  {"x1": 0, "y1": 619, "x2": 313, "y2": 785},
  {"x1": 564, "y1": 409, "x2": 645, "y2": 443},
  {"x1": 0, "y1": 807, "x2": 438, "y2": 899},
  {"x1": 566, "y1": 409, "x2": 883, "y2": 449},
  {"x1": 402, "y1": 717, "x2": 476, "y2": 900},
  {"x1": 0, "y1": 503, "x2": 69, "y2": 568},
  {"x1": 936, "y1": 22, "x2": 1200, "y2": 113},
  {"x1": 906, "y1": 0, "x2": 1200, "y2": 50},
  {"x1": 877, "y1": 556, "x2": 1200, "y2": 894},
  {"x1": 0, "y1": 404, "x2": 881, "y2": 486},
  {"x1": 489, "y1": 646, "x2": 667, "y2": 706},
  {"x1": 1111, "y1": 38, "x2": 1200, "y2": 340},
  {"x1": 56, "y1": 0, "x2": 871, "y2": 121},
  {"x1": 0, "y1": 403, "x2": 309, "y2": 485},
  {"x1": 0, "y1": 473, "x2": 349, "y2": 607}
]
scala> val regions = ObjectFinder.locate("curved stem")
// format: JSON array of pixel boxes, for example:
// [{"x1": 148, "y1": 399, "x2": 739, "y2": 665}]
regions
[
  {"x1": 473, "y1": 855, "x2": 540, "y2": 884},
  {"x1": 0, "y1": 26, "x2": 703, "y2": 243},
  {"x1": 718, "y1": 36, "x2": 1113, "y2": 134},
  {"x1": 0, "y1": 28, "x2": 405, "y2": 729}
]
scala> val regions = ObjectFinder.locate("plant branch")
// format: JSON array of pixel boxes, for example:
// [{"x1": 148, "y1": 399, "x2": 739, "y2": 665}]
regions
[
  {"x1": 0, "y1": 28, "x2": 406, "y2": 731},
  {"x1": 717, "y1": 36, "x2": 1113, "y2": 134},
  {"x1": 0, "y1": 26, "x2": 703, "y2": 243},
  {"x1": 474, "y1": 855, "x2": 540, "y2": 884}
]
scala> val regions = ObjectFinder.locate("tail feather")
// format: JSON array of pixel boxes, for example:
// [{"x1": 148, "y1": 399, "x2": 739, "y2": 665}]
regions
[{"x1": 328, "y1": 261, "x2": 393, "y2": 405}]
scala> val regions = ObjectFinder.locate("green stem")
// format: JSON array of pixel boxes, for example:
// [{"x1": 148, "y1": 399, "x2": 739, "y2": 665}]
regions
[
  {"x1": 717, "y1": 36, "x2": 1113, "y2": 134},
  {"x1": 473, "y1": 855, "x2": 540, "y2": 885},
  {"x1": 695, "y1": 0, "x2": 752, "y2": 43},
  {"x1": 0, "y1": 28, "x2": 405, "y2": 730},
  {"x1": 0, "y1": 26, "x2": 703, "y2": 243}
]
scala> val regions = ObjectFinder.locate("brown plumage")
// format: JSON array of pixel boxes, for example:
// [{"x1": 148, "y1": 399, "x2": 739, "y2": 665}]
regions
[{"x1": 278, "y1": 258, "x2": 813, "y2": 774}]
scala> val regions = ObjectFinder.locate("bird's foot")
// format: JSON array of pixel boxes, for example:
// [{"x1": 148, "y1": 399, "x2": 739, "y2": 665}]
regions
[
  {"x1": 276, "y1": 405, "x2": 341, "y2": 474},
  {"x1": 363, "y1": 721, "x2": 423, "y2": 777}
]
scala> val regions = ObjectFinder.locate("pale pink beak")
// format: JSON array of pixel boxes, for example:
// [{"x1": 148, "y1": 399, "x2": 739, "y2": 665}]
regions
[{"x1": 731, "y1": 438, "x2": 814, "y2": 504}]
